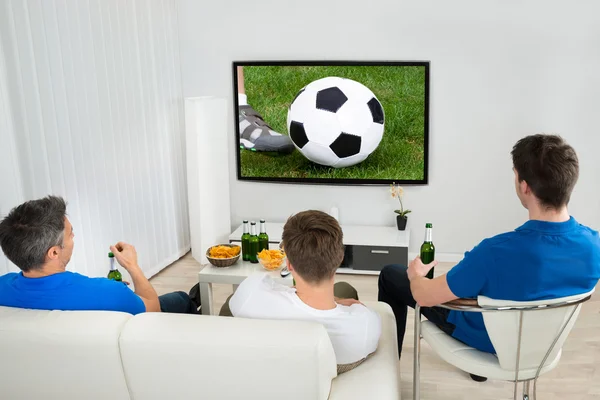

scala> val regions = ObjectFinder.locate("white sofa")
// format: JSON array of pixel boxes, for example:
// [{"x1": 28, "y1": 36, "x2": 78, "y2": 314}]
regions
[{"x1": 0, "y1": 301, "x2": 400, "y2": 400}]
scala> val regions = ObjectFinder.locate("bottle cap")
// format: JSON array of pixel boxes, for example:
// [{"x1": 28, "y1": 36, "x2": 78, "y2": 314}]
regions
[
  {"x1": 108, "y1": 252, "x2": 114, "y2": 258},
  {"x1": 250, "y1": 221, "x2": 256, "y2": 225},
  {"x1": 425, "y1": 223, "x2": 433, "y2": 228},
  {"x1": 260, "y1": 219, "x2": 265, "y2": 223},
  {"x1": 243, "y1": 220, "x2": 248, "y2": 223}
]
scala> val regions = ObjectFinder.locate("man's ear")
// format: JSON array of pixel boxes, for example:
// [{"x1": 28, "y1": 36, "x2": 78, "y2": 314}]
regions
[
  {"x1": 520, "y1": 179, "x2": 532, "y2": 195},
  {"x1": 46, "y1": 245, "x2": 60, "y2": 261},
  {"x1": 287, "y1": 259, "x2": 294, "y2": 272}
]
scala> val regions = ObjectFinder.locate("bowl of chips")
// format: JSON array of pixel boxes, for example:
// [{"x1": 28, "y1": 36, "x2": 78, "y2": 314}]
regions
[
  {"x1": 206, "y1": 244, "x2": 241, "y2": 267},
  {"x1": 257, "y1": 248, "x2": 286, "y2": 271}
]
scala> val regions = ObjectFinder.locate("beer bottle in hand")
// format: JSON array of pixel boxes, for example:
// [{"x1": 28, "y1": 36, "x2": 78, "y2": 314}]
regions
[
  {"x1": 258, "y1": 219, "x2": 269, "y2": 252},
  {"x1": 107, "y1": 252, "x2": 123, "y2": 281},
  {"x1": 420, "y1": 223, "x2": 435, "y2": 279},
  {"x1": 249, "y1": 221, "x2": 259, "y2": 263},
  {"x1": 241, "y1": 220, "x2": 251, "y2": 261}
]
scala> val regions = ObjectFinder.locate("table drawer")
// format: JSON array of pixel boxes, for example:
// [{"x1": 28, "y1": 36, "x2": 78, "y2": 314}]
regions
[{"x1": 350, "y1": 245, "x2": 407, "y2": 272}]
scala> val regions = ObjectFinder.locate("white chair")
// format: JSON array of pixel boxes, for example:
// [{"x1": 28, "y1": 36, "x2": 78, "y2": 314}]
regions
[{"x1": 413, "y1": 289, "x2": 594, "y2": 400}]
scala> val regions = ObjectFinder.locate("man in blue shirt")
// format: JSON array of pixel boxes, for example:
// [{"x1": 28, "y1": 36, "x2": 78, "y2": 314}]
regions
[
  {"x1": 378, "y1": 134, "x2": 600, "y2": 381},
  {"x1": 0, "y1": 196, "x2": 198, "y2": 315}
]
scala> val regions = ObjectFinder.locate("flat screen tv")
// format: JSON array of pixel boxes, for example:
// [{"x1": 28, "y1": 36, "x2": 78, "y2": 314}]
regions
[{"x1": 233, "y1": 61, "x2": 429, "y2": 185}]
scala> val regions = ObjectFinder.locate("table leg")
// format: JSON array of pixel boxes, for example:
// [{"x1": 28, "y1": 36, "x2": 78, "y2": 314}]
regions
[{"x1": 199, "y1": 282, "x2": 213, "y2": 315}]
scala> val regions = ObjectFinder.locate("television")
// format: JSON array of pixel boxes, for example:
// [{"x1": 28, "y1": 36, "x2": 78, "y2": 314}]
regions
[{"x1": 233, "y1": 61, "x2": 430, "y2": 185}]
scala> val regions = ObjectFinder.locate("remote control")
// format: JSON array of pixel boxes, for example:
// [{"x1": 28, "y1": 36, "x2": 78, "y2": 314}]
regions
[{"x1": 280, "y1": 266, "x2": 291, "y2": 277}]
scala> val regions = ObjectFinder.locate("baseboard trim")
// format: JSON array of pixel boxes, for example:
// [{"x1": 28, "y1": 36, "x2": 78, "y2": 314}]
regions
[{"x1": 145, "y1": 246, "x2": 191, "y2": 279}]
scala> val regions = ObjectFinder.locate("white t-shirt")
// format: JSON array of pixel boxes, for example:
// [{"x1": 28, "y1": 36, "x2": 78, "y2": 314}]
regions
[{"x1": 229, "y1": 273, "x2": 382, "y2": 365}]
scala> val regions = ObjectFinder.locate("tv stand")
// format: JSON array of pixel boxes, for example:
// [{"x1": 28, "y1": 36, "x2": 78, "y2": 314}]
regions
[{"x1": 229, "y1": 222, "x2": 409, "y2": 275}]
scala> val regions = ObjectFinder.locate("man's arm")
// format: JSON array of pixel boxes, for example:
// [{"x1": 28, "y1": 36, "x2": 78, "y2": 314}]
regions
[
  {"x1": 110, "y1": 242, "x2": 160, "y2": 312},
  {"x1": 407, "y1": 257, "x2": 458, "y2": 307},
  {"x1": 410, "y1": 274, "x2": 457, "y2": 307}
]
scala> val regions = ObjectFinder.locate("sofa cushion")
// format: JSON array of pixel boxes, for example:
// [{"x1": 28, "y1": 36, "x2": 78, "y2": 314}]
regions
[
  {"x1": 0, "y1": 306, "x2": 132, "y2": 400},
  {"x1": 119, "y1": 312, "x2": 337, "y2": 400}
]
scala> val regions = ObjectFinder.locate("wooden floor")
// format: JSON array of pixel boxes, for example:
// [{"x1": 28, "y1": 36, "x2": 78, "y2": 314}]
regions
[{"x1": 151, "y1": 252, "x2": 600, "y2": 400}]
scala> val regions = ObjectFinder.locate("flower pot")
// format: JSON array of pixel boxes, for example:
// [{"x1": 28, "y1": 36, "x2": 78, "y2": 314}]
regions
[{"x1": 396, "y1": 215, "x2": 407, "y2": 230}]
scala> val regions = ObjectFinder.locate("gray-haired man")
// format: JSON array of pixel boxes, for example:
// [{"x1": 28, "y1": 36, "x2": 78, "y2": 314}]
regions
[{"x1": 0, "y1": 196, "x2": 197, "y2": 314}]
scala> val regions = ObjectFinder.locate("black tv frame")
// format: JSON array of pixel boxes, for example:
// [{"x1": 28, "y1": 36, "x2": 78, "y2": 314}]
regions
[{"x1": 232, "y1": 60, "x2": 430, "y2": 186}]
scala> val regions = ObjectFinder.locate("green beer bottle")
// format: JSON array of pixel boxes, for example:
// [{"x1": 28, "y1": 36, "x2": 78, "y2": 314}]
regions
[
  {"x1": 249, "y1": 221, "x2": 259, "y2": 263},
  {"x1": 420, "y1": 223, "x2": 435, "y2": 279},
  {"x1": 107, "y1": 252, "x2": 122, "y2": 281},
  {"x1": 258, "y1": 219, "x2": 269, "y2": 252},
  {"x1": 241, "y1": 220, "x2": 251, "y2": 261}
]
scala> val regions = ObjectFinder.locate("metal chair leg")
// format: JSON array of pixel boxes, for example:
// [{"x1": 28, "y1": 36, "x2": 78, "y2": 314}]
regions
[
  {"x1": 523, "y1": 380, "x2": 530, "y2": 400},
  {"x1": 413, "y1": 304, "x2": 421, "y2": 400}
]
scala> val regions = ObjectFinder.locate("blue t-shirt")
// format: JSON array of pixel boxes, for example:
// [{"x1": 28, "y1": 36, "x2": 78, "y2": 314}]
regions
[
  {"x1": 446, "y1": 217, "x2": 600, "y2": 354},
  {"x1": 0, "y1": 271, "x2": 145, "y2": 315}
]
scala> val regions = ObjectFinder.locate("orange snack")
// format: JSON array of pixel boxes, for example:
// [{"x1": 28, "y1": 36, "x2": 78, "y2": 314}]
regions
[
  {"x1": 258, "y1": 249, "x2": 285, "y2": 270},
  {"x1": 209, "y1": 245, "x2": 240, "y2": 259}
]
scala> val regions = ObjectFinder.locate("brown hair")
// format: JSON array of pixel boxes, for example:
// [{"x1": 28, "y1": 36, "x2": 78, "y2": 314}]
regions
[
  {"x1": 281, "y1": 210, "x2": 344, "y2": 284},
  {"x1": 511, "y1": 134, "x2": 579, "y2": 209}
]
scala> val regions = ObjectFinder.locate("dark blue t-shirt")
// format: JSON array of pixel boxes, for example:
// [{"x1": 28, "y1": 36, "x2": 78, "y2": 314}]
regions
[
  {"x1": 0, "y1": 271, "x2": 145, "y2": 315},
  {"x1": 447, "y1": 217, "x2": 600, "y2": 353}
]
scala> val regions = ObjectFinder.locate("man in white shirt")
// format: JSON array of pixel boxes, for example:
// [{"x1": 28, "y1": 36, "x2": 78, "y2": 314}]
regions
[{"x1": 222, "y1": 210, "x2": 382, "y2": 370}]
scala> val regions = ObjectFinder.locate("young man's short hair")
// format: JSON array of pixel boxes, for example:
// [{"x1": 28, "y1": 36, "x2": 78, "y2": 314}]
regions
[
  {"x1": 511, "y1": 134, "x2": 579, "y2": 209},
  {"x1": 281, "y1": 210, "x2": 344, "y2": 284}
]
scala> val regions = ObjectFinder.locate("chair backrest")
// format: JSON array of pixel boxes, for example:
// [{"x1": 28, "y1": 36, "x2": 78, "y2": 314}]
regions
[
  {"x1": 0, "y1": 306, "x2": 133, "y2": 400},
  {"x1": 479, "y1": 289, "x2": 593, "y2": 373}
]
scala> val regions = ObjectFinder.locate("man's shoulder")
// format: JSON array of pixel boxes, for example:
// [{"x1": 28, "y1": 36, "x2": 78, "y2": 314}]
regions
[
  {"x1": 60, "y1": 271, "x2": 103, "y2": 285},
  {"x1": 0, "y1": 272, "x2": 19, "y2": 284},
  {"x1": 230, "y1": 273, "x2": 281, "y2": 316},
  {"x1": 475, "y1": 231, "x2": 520, "y2": 250},
  {"x1": 240, "y1": 272, "x2": 270, "y2": 285},
  {"x1": 577, "y1": 223, "x2": 600, "y2": 240},
  {"x1": 63, "y1": 272, "x2": 130, "y2": 292}
]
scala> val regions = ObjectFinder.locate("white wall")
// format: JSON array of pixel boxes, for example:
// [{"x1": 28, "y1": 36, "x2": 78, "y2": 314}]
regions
[
  {"x1": 0, "y1": 0, "x2": 190, "y2": 277},
  {"x1": 177, "y1": 0, "x2": 600, "y2": 256}
]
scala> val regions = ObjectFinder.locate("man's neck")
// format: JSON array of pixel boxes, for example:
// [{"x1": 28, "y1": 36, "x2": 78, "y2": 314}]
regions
[
  {"x1": 22, "y1": 263, "x2": 66, "y2": 278},
  {"x1": 294, "y1": 277, "x2": 336, "y2": 311},
  {"x1": 528, "y1": 204, "x2": 570, "y2": 223}
]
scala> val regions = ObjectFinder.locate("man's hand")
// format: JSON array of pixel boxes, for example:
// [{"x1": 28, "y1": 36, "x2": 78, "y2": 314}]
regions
[
  {"x1": 335, "y1": 297, "x2": 364, "y2": 307},
  {"x1": 110, "y1": 241, "x2": 160, "y2": 312},
  {"x1": 407, "y1": 256, "x2": 438, "y2": 281},
  {"x1": 110, "y1": 242, "x2": 140, "y2": 272}
]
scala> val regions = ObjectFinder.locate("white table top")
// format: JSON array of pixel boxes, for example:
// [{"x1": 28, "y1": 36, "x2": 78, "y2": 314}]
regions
[
  {"x1": 198, "y1": 258, "x2": 293, "y2": 285},
  {"x1": 230, "y1": 222, "x2": 410, "y2": 248}
]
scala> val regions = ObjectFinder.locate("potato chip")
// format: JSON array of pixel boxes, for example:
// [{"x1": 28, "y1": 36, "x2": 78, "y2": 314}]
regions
[
  {"x1": 209, "y1": 245, "x2": 240, "y2": 259},
  {"x1": 258, "y1": 249, "x2": 285, "y2": 270}
]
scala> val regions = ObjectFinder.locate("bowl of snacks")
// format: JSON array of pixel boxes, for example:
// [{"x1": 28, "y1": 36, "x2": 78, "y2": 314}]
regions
[
  {"x1": 257, "y1": 248, "x2": 286, "y2": 271},
  {"x1": 206, "y1": 244, "x2": 241, "y2": 267}
]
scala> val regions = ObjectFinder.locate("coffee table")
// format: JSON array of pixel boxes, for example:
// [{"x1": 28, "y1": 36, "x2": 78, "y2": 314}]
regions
[{"x1": 198, "y1": 259, "x2": 293, "y2": 315}]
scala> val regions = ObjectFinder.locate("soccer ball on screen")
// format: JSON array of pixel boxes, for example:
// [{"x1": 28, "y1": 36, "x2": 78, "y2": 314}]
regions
[{"x1": 287, "y1": 77, "x2": 385, "y2": 168}]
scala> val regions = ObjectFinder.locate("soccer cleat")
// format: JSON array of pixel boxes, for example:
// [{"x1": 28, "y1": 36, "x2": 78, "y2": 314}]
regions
[{"x1": 239, "y1": 105, "x2": 295, "y2": 154}]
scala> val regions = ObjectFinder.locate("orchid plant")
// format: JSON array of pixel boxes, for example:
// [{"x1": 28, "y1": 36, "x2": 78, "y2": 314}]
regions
[{"x1": 390, "y1": 183, "x2": 411, "y2": 218}]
